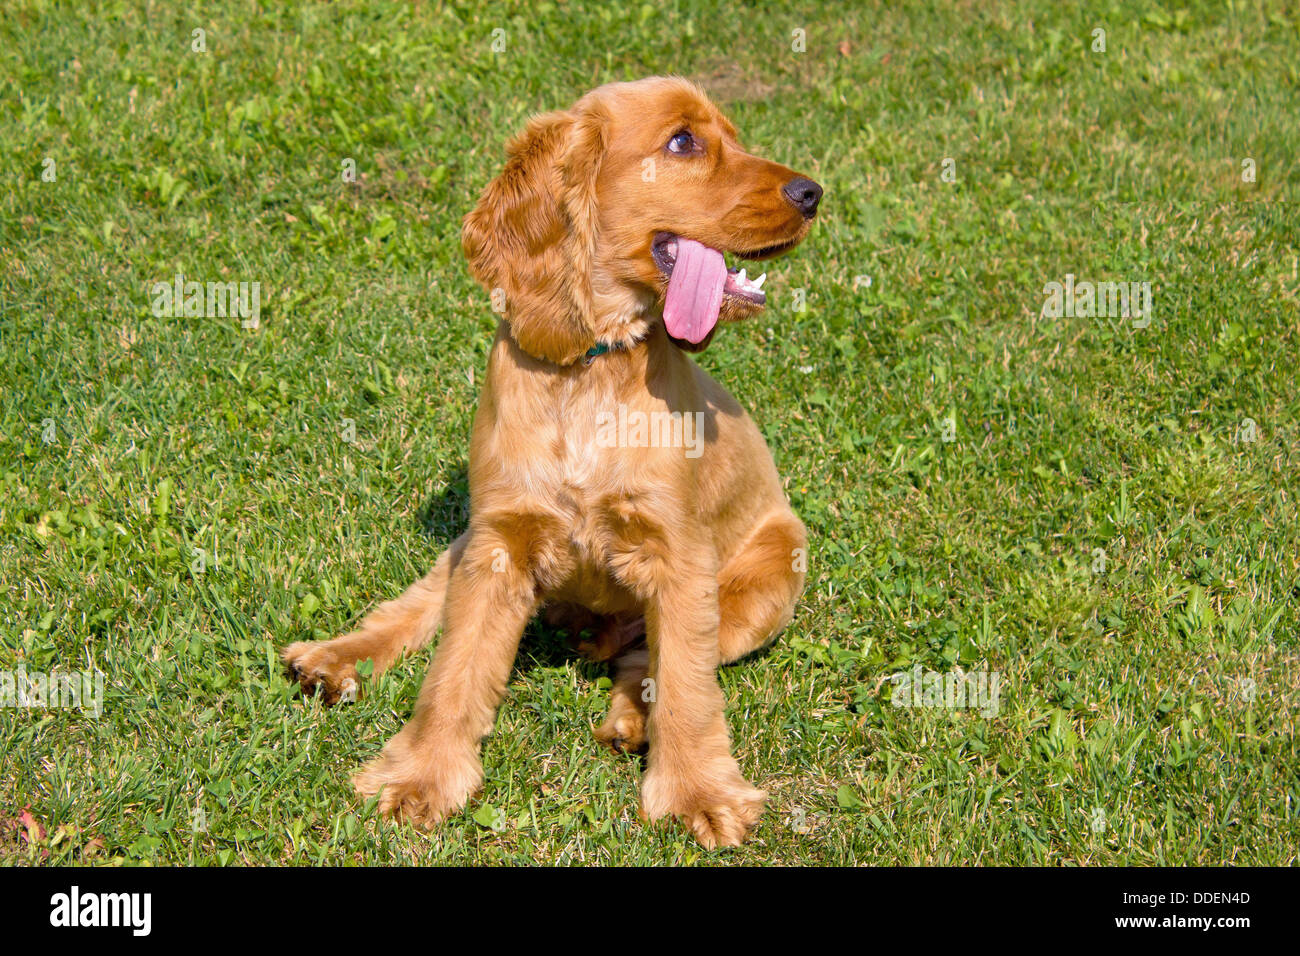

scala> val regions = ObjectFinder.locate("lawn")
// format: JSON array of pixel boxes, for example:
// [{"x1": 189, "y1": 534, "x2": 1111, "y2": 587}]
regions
[{"x1": 1, "y1": 0, "x2": 1297, "y2": 865}]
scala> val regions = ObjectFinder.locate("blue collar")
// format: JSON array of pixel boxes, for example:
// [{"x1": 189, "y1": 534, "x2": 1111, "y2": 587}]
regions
[{"x1": 581, "y1": 331, "x2": 647, "y2": 366}]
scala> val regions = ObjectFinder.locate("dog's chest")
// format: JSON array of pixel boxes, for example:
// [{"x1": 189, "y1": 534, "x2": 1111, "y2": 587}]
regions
[
  {"x1": 483, "y1": 359, "x2": 700, "y2": 547},
  {"x1": 502, "y1": 375, "x2": 693, "y2": 511},
  {"x1": 554, "y1": 379, "x2": 630, "y2": 491}
]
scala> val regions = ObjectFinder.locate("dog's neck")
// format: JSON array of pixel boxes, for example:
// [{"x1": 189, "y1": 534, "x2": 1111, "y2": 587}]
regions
[
  {"x1": 495, "y1": 316, "x2": 698, "y2": 384},
  {"x1": 514, "y1": 274, "x2": 661, "y2": 368},
  {"x1": 584, "y1": 274, "x2": 658, "y2": 359}
]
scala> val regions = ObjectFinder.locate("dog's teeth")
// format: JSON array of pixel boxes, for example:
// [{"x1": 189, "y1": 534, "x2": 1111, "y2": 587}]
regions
[
  {"x1": 753, "y1": 272, "x2": 766, "y2": 289},
  {"x1": 736, "y1": 268, "x2": 747, "y2": 285}
]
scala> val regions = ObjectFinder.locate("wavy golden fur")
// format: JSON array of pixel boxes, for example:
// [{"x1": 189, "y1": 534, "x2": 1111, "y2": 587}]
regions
[{"x1": 283, "y1": 76, "x2": 822, "y2": 848}]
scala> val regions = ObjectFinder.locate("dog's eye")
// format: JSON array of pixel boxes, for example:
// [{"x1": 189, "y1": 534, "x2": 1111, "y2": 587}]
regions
[{"x1": 666, "y1": 131, "x2": 696, "y2": 154}]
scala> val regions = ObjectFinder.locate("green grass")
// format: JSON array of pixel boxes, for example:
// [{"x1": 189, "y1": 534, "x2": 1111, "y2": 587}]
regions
[{"x1": 2, "y1": 0, "x2": 1298, "y2": 865}]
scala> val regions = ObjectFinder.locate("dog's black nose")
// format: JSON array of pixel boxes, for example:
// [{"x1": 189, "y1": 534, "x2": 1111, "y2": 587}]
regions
[{"x1": 782, "y1": 177, "x2": 823, "y2": 218}]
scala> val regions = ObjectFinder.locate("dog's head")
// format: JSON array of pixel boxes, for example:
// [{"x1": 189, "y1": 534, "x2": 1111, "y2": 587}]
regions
[{"x1": 462, "y1": 76, "x2": 821, "y2": 364}]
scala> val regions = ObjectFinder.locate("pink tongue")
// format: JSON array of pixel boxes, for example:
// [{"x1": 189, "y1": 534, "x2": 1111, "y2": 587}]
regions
[{"x1": 663, "y1": 238, "x2": 727, "y2": 344}]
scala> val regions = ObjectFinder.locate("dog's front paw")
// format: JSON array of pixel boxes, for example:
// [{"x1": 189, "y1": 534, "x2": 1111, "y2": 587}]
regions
[
  {"x1": 352, "y1": 738, "x2": 483, "y2": 827},
  {"x1": 282, "y1": 640, "x2": 359, "y2": 705},
  {"x1": 642, "y1": 765, "x2": 767, "y2": 849}
]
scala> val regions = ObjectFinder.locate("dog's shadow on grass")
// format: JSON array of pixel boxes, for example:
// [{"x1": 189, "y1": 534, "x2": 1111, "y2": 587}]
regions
[
  {"x1": 415, "y1": 467, "x2": 602, "y2": 680},
  {"x1": 417, "y1": 466, "x2": 471, "y2": 543}
]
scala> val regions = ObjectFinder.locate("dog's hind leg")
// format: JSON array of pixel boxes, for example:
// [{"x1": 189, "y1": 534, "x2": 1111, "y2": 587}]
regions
[
  {"x1": 282, "y1": 532, "x2": 468, "y2": 703},
  {"x1": 595, "y1": 645, "x2": 650, "y2": 753},
  {"x1": 716, "y1": 511, "x2": 807, "y2": 664},
  {"x1": 544, "y1": 607, "x2": 650, "y2": 753}
]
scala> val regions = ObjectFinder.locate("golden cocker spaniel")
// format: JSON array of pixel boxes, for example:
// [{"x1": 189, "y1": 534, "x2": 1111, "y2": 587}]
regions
[{"x1": 283, "y1": 76, "x2": 823, "y2": 848}]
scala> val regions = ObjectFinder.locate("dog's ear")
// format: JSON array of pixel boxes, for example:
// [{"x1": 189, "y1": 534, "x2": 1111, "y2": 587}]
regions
[{"x1": 462, "y1": 105, "x2": 608, "y2": 365}]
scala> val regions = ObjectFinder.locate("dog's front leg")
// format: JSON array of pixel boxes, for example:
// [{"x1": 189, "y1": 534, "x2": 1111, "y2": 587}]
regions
[
  {"x1": 637, "y1": 548, "x2": 767, "y2": 848},
  {"x1": 353, "y1": 519, "x2": 544, "y2": 826}
]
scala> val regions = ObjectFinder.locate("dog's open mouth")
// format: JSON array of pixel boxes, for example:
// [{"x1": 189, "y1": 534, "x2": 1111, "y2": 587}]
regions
[{"x1": 651, "y1": 232, "x2": 798, "y2": 345}]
